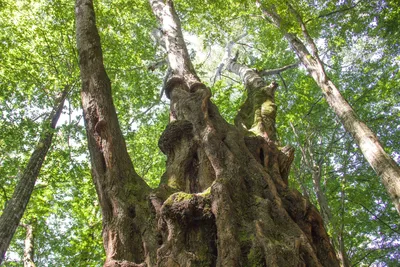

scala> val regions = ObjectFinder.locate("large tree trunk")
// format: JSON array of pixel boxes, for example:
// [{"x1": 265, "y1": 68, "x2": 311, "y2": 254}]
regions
[
  {"x1": 75, "y1": 1, "x2": 157, "y2": 266},
  {"x1": 76, "y1": 0, "x2": 339, "y2": 266},
  {"x1": 0, "y1": 89, "x2": 67, "y2": 264},
  {"x1": 257, "y1": 1, "x2": 400, "y2": 215},
  {"x1": 151, "y1": 0, "x2": 338, "y2": 266}
]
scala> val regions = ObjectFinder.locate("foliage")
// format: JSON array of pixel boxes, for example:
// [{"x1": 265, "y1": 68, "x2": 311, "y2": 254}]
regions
[{"x1": 0, "y1": 0, "x2": 399, "y2": 266}]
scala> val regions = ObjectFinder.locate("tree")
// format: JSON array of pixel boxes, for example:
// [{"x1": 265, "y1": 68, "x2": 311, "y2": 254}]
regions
[
  {"x1": 75, "y1": 0, "x2": 338, "y2": 265},
  {"x1": 0, "y1": 89, "x2": 67, "y2": 264},
  {"x1": 2, "y1": 0, "x2": 399, "y2": 266},
  {"x1": 256, "y1": 0, "x2": 400, "y2": 215}
]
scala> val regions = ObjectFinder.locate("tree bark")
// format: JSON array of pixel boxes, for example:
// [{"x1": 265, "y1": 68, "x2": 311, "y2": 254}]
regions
[
  {"x1": 225, "y1": 57, "x2": 295, "y2": 183},
  {"x1": 0, "y1": 89, "x2": 67, "y2": 264},
  {"x1": 21, "y1": 223, "x2": 35, "y2": 267},
  {"x1": 150, "y1": 0, "x2": 339, "y2": 266},
  {"x1": 75, "y1": 0, "x2": 339, "y2": 265},
  {"x1": 75, "y1": 1, "x2": 156, "y2": 266},
  {"x1": 257, "y1": 1, "x2": 400, "y2": 215},
  {"x1": 226, "y1": 58, "x2": 279, "y2": 143}
]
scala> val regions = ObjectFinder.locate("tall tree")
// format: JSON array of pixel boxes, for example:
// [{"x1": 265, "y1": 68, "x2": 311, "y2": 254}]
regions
[
  {"x1": 0, "y1": 89, "x2": 67, "y2": 264},
  {"x1": 256, "y1": 0, "x2": 400, "y2": 215},
  {"x1": 75, "y1": 0, "x2": 338, "y2": 265},
  {"x1": 75, "y1": 0, "x2": 156, "y2": 265},
  {"x1": 2, "y1": 0, "x2": 398, "y2": 265}
]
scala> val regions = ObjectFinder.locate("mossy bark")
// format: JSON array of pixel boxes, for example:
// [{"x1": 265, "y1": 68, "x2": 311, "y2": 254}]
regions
[{"x1": 76, "y1": 0, "x2": 339, "y2": 266}]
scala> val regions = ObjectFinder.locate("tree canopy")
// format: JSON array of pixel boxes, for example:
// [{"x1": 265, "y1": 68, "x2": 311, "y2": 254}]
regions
[{"x1": 0, "y1": 0, "x2": 399, "y2": 266}]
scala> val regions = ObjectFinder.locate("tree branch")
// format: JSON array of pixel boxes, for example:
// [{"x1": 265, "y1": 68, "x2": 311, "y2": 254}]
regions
[
  {"x1": 258, "y1": 62, "x2": 299, "y2": 76},
  {"x1": 287, "y1": 4, "x2": 319, "y2": 58},
  {"x1": 348, "y1": 198, "x2": 400, "y2": 235},
  {"x1": 212, "y1": 33, "x2": 247, "y2": 85},
  {"x1": 306, "y1": 1, "x2": 362, "y2": 24}
]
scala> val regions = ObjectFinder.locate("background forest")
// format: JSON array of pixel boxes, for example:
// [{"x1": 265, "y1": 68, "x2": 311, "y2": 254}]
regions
[{"x1": 0, "y1": 0, "x2": 399, "y2": 266}]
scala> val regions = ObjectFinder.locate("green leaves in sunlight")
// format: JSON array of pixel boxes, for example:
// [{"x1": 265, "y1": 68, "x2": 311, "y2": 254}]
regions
[{"x1": 1, "y1": 0, "x2": 399, "y2": 266}]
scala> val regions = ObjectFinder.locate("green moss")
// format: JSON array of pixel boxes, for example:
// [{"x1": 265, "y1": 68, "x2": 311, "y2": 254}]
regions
[
  {"x1": 254, "y1": 196, "x2": 263, "y2": 205},
  {"x1": 164, "y1": 191, "x2": 193, "y2": 205},
  {"x1": 197, "y1": 186, "x2": 212, "y2": 197},
  {"x1": 167, "y1": 175, "x2": 179, "y2": 189},
  {"x1": 239, "y1": 230, "x2": 253, "y2": 242},
  {"x1": 261, "y1": 100, "x2": 276, "y2": 115},
  {"x1": 247, "y1": 244, "x2": 265, "y2": 267},
  {"x1": 175, "y1": 192, "x2": 193, "y2": 202}
]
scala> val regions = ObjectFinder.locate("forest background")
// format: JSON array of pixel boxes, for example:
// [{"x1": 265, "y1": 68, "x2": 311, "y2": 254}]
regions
[{"x1": 0, "y1": 0, "x2": 399, "y2": 266}]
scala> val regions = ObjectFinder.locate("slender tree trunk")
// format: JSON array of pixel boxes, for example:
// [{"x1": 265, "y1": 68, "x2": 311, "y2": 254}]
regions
[
  {"x1": 337, "y1": 187, "x2": 350, "y2": 267},
  {"x1": 257, "y1": 1, "x2": 400, "y2": 215},
  {"x1": 337, "y1": 145, "x2": 351, "y2": 267},
  {"x1": 290, "y1": 121, "x2": 352, "y2": 266},
  {"x1": 0, "y1": 89, "x2": 67, "y2": 264},
  {"x1": 21, "y1": 223, "x2": 35, "y2": 267},
  {"x1": 311, "y1": 164, "x2": 332, "y2": 225},
  {"x1": 290, "y1": 123, "x2": 331, "y2": 225}
]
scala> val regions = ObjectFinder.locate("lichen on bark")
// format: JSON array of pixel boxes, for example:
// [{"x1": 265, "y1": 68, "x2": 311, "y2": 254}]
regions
[{"x1": 75, "y1": 0, "x2": 340, "y2": 266}]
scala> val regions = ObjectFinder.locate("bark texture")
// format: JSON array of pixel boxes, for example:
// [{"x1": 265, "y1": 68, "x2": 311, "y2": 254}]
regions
[
  {"x1": 22, "y1": 223, "x2": 35, "y2": 267},
  {"x1": 76, "y1": 0, "x2": 339, "y2": 266},
  {"x1": 150, "y1": 0, "x2": 339, "y2": 266},
  {"x1": 75, "y1": 1, "x2": 157, "y2": 265},
  {"x1": 258, "y1": 1, "x2": 400, "y2": 215},
  {"x1": 0, "y1": 90, "x2": 67, "y2": 264}
]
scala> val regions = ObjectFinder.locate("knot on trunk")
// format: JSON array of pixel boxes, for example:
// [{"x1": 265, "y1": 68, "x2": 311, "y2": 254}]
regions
[
  {"x1": 156, "y1": 190, "x2": 217, "y2": 266},
  {"x1": 160, "y1": 192, "x2": 213, "y2": 225},
  {"x1": 158, "y1": 120, "x2": 194, "y2": 155},
  {"x1": 164, "y1": 76, "x2": 188, "y2": 99}
]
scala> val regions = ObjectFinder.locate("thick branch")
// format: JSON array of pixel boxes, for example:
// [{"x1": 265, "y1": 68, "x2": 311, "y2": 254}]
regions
[
  {"x1": 212, "y1": 33, "x2": 247, "y2": 85},
  {"x1": 150, "y1": 0, "x2": 200, "y2": 89},
  {"x1": 226, "y1": 59, "x2": 278, "y2": 142}
]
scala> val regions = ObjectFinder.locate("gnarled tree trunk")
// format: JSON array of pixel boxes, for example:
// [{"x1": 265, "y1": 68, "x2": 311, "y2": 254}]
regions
[{"x1": 76, "y1": 0, "x2": 339, "y2": 266}]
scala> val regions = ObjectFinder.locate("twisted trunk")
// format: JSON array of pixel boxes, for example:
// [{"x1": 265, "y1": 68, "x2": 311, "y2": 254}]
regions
[
  {"x1": 75, "y1": 0, "x2": 339, "y2": 265},
  {"x1": 150, "y1": 0, "x2": 338, "y2": 266}
]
